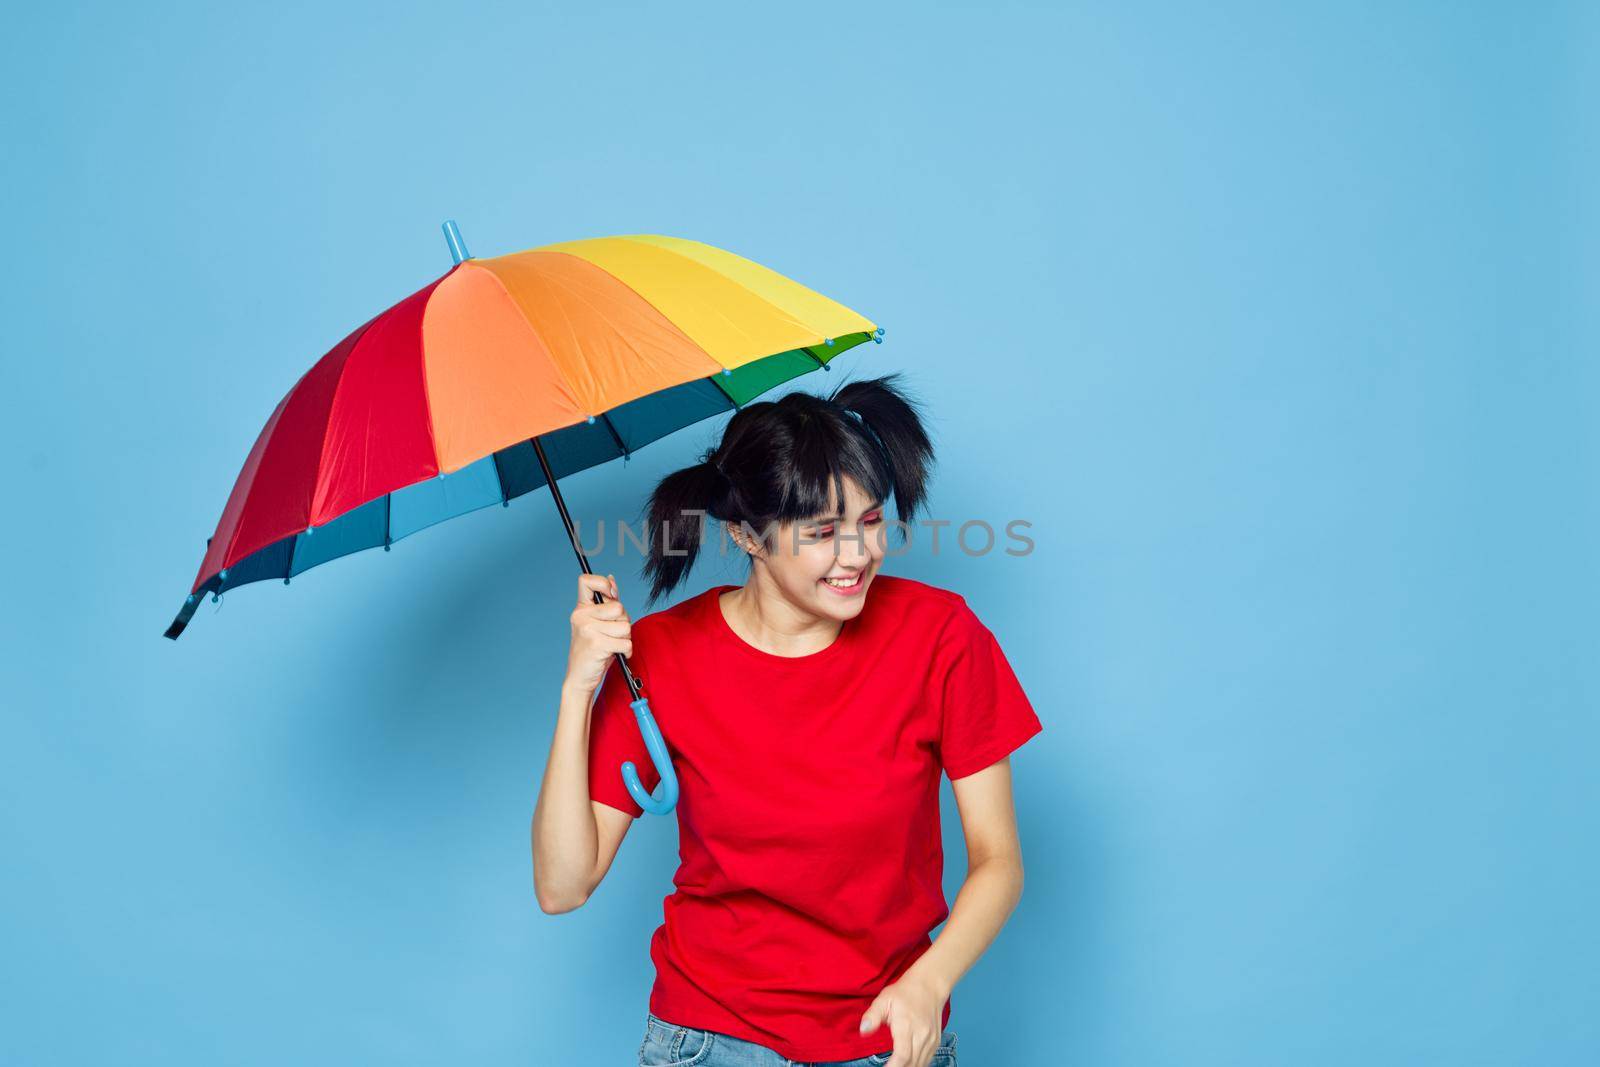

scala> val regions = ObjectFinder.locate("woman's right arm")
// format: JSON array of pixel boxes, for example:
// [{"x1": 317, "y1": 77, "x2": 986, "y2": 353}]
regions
[{"x1": 530, "y1": 572, "x2": 635, "y2": 914}]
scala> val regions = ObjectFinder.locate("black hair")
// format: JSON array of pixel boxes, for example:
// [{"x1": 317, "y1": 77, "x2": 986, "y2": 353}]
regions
[{"x1": 640, "y1": 372, "x2": 936, "y2": 607}]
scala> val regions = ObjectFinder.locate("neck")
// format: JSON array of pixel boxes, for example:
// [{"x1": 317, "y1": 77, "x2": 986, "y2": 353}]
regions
[{"x1": 722, "y1": 577, "x2": 842, "y2": 658}]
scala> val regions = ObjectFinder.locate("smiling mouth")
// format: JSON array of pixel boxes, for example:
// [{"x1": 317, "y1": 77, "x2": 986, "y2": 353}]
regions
[{"x1": 820, "y1": 572, "x2": 865, "y2": 594}]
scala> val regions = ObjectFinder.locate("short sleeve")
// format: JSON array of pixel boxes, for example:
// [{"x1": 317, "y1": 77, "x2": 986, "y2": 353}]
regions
[
  {"x1": 934, "y1": 598, "x2": 1044, "y2": 780},
  {"x1": 587, "y1": 641, "x2": 661, "y2": 819}
]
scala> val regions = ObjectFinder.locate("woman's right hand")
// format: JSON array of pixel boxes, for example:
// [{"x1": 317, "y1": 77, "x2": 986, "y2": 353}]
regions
[{"x1": 565, "y1": 572, "x2": 632, "y2": 698}]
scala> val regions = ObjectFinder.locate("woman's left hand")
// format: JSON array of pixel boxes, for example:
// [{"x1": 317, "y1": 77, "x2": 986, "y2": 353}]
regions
[{"x1": 858, "y1": 971, "x2": 948, "y2": 1067}]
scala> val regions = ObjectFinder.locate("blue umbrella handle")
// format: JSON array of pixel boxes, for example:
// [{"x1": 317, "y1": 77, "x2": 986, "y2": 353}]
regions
[{"x1": 621, "y1": 696, "x2": 680, "y2": 815}]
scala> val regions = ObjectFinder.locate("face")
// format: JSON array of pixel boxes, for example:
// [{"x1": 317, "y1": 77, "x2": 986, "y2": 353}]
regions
[{"x1": 728, "y1": 475, "x2": 888, "y2": 621}]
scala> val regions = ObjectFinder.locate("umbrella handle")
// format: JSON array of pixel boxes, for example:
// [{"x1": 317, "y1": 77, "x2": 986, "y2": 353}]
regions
[{"x1": 621, "y1": 696, "x2": 680, "y2": 815}]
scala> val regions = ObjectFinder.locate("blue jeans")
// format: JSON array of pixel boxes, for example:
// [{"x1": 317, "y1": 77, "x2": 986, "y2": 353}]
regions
[{"x1": 637, "y1": 1011, "x2": 958, "y2": 1067}]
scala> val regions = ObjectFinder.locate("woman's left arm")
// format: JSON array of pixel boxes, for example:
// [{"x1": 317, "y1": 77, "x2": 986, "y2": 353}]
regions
[{"x1": 858, "y1": 755, "x2": 1026, "y2": 1066}]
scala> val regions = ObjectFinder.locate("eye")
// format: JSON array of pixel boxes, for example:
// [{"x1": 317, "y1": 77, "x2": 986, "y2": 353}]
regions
[
  {"x1": 815, "y1": 525, "x2": 835, "y2": 537},
  {"x1": 864, "y1": 512, "x2": 884, "y2": 525}
]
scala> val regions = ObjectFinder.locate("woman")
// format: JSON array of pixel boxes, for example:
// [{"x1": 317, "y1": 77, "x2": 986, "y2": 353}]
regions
[{"x1": 531, "y1": 374, "x2": 1043, "y2": 1067}]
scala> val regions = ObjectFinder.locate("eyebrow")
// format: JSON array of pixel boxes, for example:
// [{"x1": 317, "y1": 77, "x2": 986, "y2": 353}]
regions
[{"x1": 804, "y1": 500, "x2": 885, "y2": 524}]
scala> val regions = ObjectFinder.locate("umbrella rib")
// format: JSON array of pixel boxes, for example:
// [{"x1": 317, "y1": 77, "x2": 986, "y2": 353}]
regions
[
  {"x1": 708, "y1": 373, "x2": 739, "y2": 407},
  {"x1": 489, "y1": 450, "x2": 510, "y2": 504},
  {"x1": 598, "y1": 413, "x2": 630, "y2": 459}
]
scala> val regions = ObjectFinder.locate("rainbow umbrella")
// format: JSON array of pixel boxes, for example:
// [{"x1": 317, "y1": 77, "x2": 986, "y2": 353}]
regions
[{"x1": 165, "y1": 221, "x2": 881, "y2": 815}]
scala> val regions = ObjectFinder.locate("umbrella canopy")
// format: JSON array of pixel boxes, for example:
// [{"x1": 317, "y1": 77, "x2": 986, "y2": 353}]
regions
[{"x1": 165, "y1": 229, "x2": 880, "y2": 640}]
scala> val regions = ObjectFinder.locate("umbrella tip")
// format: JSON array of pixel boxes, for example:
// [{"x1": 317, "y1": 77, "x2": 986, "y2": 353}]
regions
[{"x1": 442, "y1": 220, "x2": 473, "y2": 265}]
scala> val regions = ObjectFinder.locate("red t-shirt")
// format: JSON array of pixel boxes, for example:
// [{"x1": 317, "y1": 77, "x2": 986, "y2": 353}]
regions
[{"x1": 586, "y1": 574, "x2": 1043, "y2": 1062}]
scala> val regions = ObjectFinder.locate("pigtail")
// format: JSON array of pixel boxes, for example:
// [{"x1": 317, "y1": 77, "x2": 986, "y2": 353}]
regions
[
  {"x1": 641, "y1": 452, "x2": 728, "y2": 607},
  {"x1": 828, "y1": 372, "x2": 936, "y2": 526}
]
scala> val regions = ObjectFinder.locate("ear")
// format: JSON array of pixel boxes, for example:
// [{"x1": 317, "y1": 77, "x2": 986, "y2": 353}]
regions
[{"x1": 723, "y1": 519, "x2": 753, "y2": 556}]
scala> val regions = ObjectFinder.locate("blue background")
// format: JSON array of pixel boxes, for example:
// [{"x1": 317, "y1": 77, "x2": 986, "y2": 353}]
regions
[{"x1": 3, "y1": 2, "x2": 1594, "y2": 1063}]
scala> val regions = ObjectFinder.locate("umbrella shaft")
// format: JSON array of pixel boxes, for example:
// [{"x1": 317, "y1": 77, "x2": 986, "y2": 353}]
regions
[{"x1": 531, "y1": 436, "x2": 644, "y2": 701}]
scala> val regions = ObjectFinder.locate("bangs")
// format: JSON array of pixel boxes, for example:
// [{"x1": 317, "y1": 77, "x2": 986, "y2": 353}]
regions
[{"x1": 772, "y1": 417, "x2": 894, "y2": 523}]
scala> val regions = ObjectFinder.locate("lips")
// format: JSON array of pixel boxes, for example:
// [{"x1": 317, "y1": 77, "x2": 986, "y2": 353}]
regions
[{"x1": 819, "y1": 572, "x2": 865, "y2": 595}]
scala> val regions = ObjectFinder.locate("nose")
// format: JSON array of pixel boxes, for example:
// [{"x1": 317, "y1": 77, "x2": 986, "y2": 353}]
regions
[{"x1": 836, "y1": 524, "x2": 878, "y2": 567}]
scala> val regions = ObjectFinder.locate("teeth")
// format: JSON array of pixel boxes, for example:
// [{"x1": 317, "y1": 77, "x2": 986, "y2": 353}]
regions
[{"x1": 823, "y1": 575, "x2": 860, "y2": 587}]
